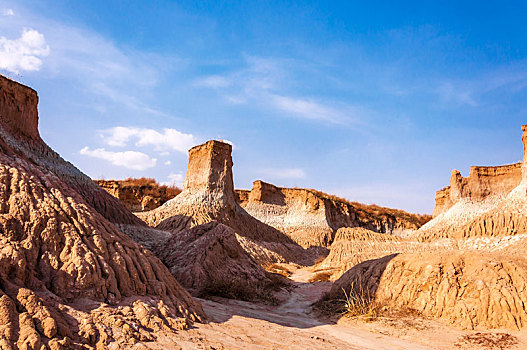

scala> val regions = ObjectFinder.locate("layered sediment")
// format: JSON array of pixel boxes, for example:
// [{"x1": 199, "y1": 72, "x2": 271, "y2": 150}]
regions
[
  {"x1": 236, "y1": 180, "x2": 430, "y2": 248},
  {"x1": 317, "y1": 227, "x2": 445, "y2": 278},
  {"x1": 419, "y1": 125, "x2": 527, "y2": 242}
]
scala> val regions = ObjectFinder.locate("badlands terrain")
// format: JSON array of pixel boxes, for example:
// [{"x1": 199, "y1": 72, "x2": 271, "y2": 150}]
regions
[{"x1": 1, "y1": 73, "x2": 527, "y2": 349}]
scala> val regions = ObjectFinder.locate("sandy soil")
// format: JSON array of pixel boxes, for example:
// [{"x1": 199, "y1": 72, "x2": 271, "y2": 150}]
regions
[{"x1": 131, "y1": 265, "x2": 527, "y2": 350}]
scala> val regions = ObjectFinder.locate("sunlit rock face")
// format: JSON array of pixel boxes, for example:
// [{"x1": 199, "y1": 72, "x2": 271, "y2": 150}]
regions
[{"x1": 0, "y1": 74, "x2": 204, "y2": 348}]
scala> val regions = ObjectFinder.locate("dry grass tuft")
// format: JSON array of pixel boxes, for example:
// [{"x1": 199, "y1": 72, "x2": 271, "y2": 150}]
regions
[
  {"x1": 313, "y1": 281, "x2": 379, "y2": 322},
  {"x1": 340, "y1": 282, "x2": 378, "y2": 321},
  {"x1": 309, "y1": 271, "x2": 332, "y2": 283}
]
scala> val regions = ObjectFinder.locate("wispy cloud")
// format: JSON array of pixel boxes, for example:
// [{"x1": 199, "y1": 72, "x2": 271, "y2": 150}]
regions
[
  {"x1": 259, "y1": 167, "x2": 306, "y2": 179},
  {"x1": 0, "y1": 29, "x2": 50, "y2": 73},
  {"x1": 270, "y1": 94, "x2": 354, "y2": 125},
  {"x1": 2, "y1": 9, "x2": 14, "y2": 16},
  {"x1": 194, "y1": 55, "x2": 369, "y2": 126},
  {"x1": 79, "y1": 147, "x2": 157, "y2": 170},
  {"x1": 99, "y1": 126, "x2": 197, "y2": 153}
]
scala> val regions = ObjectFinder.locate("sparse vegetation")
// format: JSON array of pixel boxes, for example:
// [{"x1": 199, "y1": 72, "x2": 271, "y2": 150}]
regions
[
  {"x1": 340, "y1": 282, "x2": 378, "y2": 321},
  {"x1": 122, "y1": 177, "x2": 182, "y2": 193},
  {"x1": 314, "y1": 281, "x2": 379, "y2": 322}
]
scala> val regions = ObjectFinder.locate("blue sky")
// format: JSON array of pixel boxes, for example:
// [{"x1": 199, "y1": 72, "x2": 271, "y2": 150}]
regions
[{"x1": 1, "y1": 1, "x2": 527, "y2": 213}]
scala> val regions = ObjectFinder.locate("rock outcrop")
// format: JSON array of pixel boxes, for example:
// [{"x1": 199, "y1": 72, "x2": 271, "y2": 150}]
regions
[
  {"x1": 433, "y1": 163, "x2": 522, "y2": 217},
  {"x1": 95, "y1": 178, "x2": 181, "y2": 212},
  {"x1": 322, "y1": 124, "x2": 527, "y2": 331},
  {"x1": 153, "y1": 221, "x2": 284, "y2": 300},
  {"x1": 328, "y1": 252, "x2": 527, "y2": 330},
  {"x1": 0, "y1": 74, "x2": 204, "y2": 348},
  {"x1": 317, "y1": 227, "x2": 445, "y2": 278},
  {"x1": 0, "y1": 76, "x2": 144, "y2": 227},
  {"x1": 137, "y1": 141, "x2": 308, "y2": 265},
  {"x1": 236, "y1": 181, "x2": 431, "y2": 248},
  {"x1": 418, "y1": 125, "x2": 527, "y2": 242}
]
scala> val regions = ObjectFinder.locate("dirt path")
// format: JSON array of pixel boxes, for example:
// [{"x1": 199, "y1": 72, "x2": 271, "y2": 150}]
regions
[{"x1": 136, "y1": 266, "x2": 527, "y2": 349}]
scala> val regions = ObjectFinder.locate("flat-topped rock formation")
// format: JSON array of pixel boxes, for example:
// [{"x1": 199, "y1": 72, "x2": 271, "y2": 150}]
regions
[
  {"x1": 95, "y1": 178, "x2": 181, "y2": 212},
  {"x1": 137, "y1": 141, "x2": 308, "y2": 265},
  {"x1": 236, "y1": 180, "x2": 430, "y2": 248},
  {"x1": 418, "y1": 124, "x2": 527, "y2": 243},
  {"x1": 0, "y1": 75, "x2": 204, "y2": 348},
  {"x1": 433, "y1": 163, "x2": 522, "y2": 217}
]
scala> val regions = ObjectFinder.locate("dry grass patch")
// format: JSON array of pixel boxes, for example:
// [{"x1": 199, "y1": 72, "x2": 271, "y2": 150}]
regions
[
  {"x1": 341, "y1": 282, "x2": 378, "y2": 321},
  {"x1": 314, "y1": 281, "x2": 379, "y2": 322}
]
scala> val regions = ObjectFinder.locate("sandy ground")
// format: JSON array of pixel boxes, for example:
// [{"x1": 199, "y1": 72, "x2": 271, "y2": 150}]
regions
[{"x1": 132, "y1": 265, "x2": 527, "y2": 350}]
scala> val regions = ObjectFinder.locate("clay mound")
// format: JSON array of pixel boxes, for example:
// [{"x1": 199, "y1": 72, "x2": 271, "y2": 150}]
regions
[
  {"x1": 236, "y1": 181, "x2": 430, "y2": 248},
  {"x1": 138, "y1": 141, "x2": 310, "y2": 264},
  {"x1": 95, "y1": 177, "x2": 181, "y2": 212},
  {"x1": 328, "y1": 252, "x2": 527, "y2": 330},
  {"x1": 318, "y1": 227, "x2": 445, "y2": 278},
  {"x1": 0, "y1": 75, "x2": 204, "y2": 348},
  {"x1": 153, "y1": 221, "x2": 285, "y2": 300},
  {"x1": 333, "y1": 227, "x2": 402, "y2": 242}
]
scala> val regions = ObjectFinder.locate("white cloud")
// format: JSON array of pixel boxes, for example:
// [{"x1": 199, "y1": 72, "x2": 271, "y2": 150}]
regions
[
  {"x1": 2, "y1": 9, "x2": 14, "y2": 16},
  {"x1": 259, "y1": 167, "x2": 306, "y2": 179},
  {"x1": 162, "y1": 172, "x2": 185, "y2": 187},
  {"x1": 100, "y1": 126, "x2": 197, "y2": 153},
  {"x1": 164, "y1": 160, "x2": 172, "y2": 165},
  {"x1": 0, "y1": 28, "x2": 50, "y2": 73},
  {"x1": 79, "y1": 147, "x2": 157, "y2": 170}
]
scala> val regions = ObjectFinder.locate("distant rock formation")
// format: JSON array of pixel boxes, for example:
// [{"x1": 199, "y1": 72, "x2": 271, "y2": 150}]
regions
[
  {"x1": 137, "y1": 140, "x2": 310, "y2": 266},
  {"x1": 236, "y1": 180, "x2": 430, "y2": 248},
  {"x1": 0, "y1": 74, "x2": 204, "y2": 348},
  {"x1": 95, "y1": 178, "x2": 181, "y2": 212},
  {"x1": 418, "y1": 124, "x2": 527, "y2": 242},
  {"x1": 433, "y1": 163, "x2": 522, "y2": 217}
]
